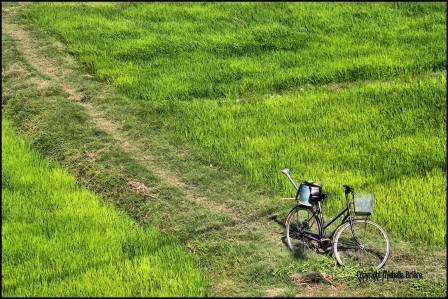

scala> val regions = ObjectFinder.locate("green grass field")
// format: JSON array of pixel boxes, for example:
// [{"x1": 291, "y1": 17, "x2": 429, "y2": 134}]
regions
[
  {"x1": 2, "y1": 117, "x2": 207, "y2": 297},
  {"x1": 21, "y1": 1, "x2": 446, "y2": 246},
  {"x1": 23, "y1": 2, "x2": 445, "y2": 101},
  {"x1": 2, "y1": 1, "x2": 446, "y2": 297}
]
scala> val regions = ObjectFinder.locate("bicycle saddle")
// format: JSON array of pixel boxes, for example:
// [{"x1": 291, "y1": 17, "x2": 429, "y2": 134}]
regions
[{"x1": 310, "y1": 193, "x2": 327, "y2": 202}]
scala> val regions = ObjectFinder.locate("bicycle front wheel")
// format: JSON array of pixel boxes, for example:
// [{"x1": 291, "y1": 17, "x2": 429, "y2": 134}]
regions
[
  {"x1": 333, "y1": 219, "x2": 390, "y2": 268},
  {"x1": 285, "y1": 206, "x2": 321, "y2": 255}
]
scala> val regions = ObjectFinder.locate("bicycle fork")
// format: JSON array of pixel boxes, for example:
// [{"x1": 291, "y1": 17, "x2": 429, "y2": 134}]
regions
[{"x1": 346, "y1": 192, "x2": 364, "y2": 249}]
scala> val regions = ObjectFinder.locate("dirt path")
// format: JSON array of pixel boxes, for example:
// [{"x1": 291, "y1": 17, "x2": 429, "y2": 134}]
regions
[
  {"x1": 3, "y1": 7, "x2": 295, "y2": 296},
  {"x1": 1, "y1": 5, "x2": 245, "y2": 223}
]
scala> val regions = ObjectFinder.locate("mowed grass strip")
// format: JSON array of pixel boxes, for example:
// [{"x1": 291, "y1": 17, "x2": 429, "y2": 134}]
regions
[{"x1": 1, "y1": 117, "x2": 207, "y2": 297}]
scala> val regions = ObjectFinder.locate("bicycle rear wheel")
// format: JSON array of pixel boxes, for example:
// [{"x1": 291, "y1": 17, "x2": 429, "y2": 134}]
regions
[
  {"x1": 333, "y1": 219, "x2": 390, "y2": 268},
  {"x1": 285, "y1": 206, "x2": 321, "y2": 255}
]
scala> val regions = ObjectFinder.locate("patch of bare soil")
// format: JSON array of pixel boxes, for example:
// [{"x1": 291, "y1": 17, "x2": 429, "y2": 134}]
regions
[
  {"x1": 127, "y1": 180, "x2": 155, "y2": 199},
  {"x1": 290, "y1": 272, "x2": 334, "y2": 286},
  {"x1": 290, "y1": 272, "x2": 347, "y2": 297}
]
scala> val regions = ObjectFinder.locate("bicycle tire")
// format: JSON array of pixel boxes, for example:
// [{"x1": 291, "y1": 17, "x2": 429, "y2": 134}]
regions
[
  {"x1": 333, "y1": 219, "x2": 390, "y2": 268},
  {"x1": 285, "y1": 206, "x2": 321, "y2": 255}
]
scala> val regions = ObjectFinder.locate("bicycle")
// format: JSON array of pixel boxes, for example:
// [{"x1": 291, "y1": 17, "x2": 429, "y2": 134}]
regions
[{"x1": 281, "y1": 168, "x2": 390, "y2": 268}]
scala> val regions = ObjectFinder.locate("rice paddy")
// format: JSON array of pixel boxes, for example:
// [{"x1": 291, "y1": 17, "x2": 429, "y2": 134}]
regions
[
  {"x1": 1, "y1": 117, "x2": 207, "y2": 297},
  {"x1": 20, "y1": 1, "x2": 446, "y2": 246},
  {"x1": 2, "y1": 1, "x2": 446, "y2": 296}
]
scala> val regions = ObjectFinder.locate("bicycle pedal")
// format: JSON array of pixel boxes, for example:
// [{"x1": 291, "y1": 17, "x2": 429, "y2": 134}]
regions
[
  {"x1": 309, "y1": 241, "x2": 319, "y2": 248},
  {"x1": 320, "y1": 242, "x2": 332, "y2": 251}
]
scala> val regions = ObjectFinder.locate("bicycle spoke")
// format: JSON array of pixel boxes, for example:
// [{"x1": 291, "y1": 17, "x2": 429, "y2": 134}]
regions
[
  {"x1": 336, "y1": 241, "x2": 359, "y2": 250},
  {"x1": 364, "y1": 247, "x2": 387, "y2": 261},
  {"x1": 286, "y1": 207, "x2": 320, "y2": 255},
  {"x1": 334, "y1": 220, "x2": 390, "y2": 268}
]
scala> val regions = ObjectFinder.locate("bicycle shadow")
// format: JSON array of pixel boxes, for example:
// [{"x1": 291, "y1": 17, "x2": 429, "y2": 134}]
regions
[
  {"x1": 269, "y1": 214, "x2": 285, "y2": 229},
  {"x1": 270, "y1": 214, "x2": 305, "y2": 258},
  {"x1": 269, "y1": 214, "x2": 331, "y2": 260}
]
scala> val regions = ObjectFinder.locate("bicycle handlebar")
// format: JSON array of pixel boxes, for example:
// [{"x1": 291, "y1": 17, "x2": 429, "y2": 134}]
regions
[{"x1": 343, "y1": 185, "x2": 354, "y2": 194}]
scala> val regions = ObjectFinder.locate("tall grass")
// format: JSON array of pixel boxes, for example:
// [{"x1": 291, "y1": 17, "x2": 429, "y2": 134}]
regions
[
  {"x1": 172, "y1": 75, "x2": 446, "y2": 245},
  {"x1": 2, "y1": 117, "x2": 207, "y2": 297},
  {"x1": 20, "y1": 2, "x2": 446, "y2": 246},
  {"x1": 23, "y1": 2, "x2": 446, "y2": 101}
]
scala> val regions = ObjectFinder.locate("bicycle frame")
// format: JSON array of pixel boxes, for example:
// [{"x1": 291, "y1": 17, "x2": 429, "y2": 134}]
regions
[
  {"x1": 282, "y1": 168, "x2": 362, "y2": 245},
  {"x1": 315, "y1": 191, "x2": 354, "y2": 239},
  {"x1": 315, "y1": 188, "x2": 365, "y2": 248}
]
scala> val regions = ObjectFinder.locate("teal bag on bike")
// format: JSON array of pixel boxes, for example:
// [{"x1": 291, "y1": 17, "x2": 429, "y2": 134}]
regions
[{"x1": 298, "y1": 181, "x2": 324, "y2": 207}]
